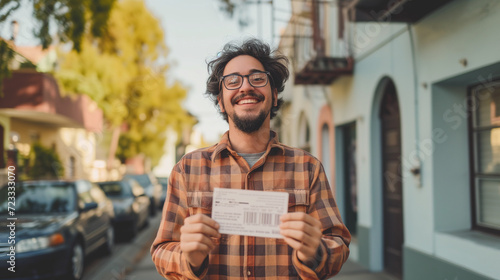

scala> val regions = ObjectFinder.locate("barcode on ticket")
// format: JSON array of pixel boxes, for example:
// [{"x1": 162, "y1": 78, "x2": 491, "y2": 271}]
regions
[{"x1": 243, "y1": 212, "x2": 281, "y2": 226}]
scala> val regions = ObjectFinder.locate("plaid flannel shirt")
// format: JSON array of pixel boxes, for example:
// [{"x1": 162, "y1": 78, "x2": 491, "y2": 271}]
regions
[{"x1": 151, "y1": 131, "x2": 351, "y2": 279}]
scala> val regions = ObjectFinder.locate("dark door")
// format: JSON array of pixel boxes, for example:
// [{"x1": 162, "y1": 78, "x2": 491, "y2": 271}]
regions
[
  {"x1": 380, "y1": 81, "x2": 403, "y2": 278},
  {"x1": 0, "y1": 125, "x2": 5, "y2": 168},
  {"x1": 343, "y1": 122, "x2": 357, "y2": 236}
]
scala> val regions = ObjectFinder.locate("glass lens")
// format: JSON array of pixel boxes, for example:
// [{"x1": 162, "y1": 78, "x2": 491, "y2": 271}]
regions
[
  {"x1": 249, "y1": 72, "x2": 268, "y2": 87},
  {"x1": 224, "y1": 75, "x2": 242, "y2": 89}
]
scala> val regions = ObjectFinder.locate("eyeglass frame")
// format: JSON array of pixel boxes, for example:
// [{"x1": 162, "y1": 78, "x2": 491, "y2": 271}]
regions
[{"x1": 219, "y1": 71, "x2": 272, "y2": 91}]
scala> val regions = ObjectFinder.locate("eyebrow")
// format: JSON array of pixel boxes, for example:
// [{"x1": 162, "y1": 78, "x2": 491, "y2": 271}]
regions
[{"x1": 225, "y1": 69, "x2": 266, "y2": 76}]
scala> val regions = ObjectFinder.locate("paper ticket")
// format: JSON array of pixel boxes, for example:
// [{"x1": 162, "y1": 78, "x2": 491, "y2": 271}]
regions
[{"x1": 212, "y1": 188, "x2": 289, "y2": 239}]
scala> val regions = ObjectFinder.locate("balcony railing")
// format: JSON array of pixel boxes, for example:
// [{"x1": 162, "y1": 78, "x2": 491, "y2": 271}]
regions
[
  {"x1": 341, "y1": 0, "x2": 453, "y2": 23},
  {"x1": 295, "y1": 56, "x2": 353, "y2": 85},
  {"x1": 288, "y1": 0, "x2": 354, "y2": 85}
]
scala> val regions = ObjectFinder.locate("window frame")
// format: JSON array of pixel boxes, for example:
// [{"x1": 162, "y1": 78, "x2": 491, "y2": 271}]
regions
[{"x1": 468, "y1": 79, "x2": 500, "y2": 236}]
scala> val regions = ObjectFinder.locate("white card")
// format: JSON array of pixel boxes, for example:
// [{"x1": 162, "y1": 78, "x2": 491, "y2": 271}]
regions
[{"x1": 212, "y1": 188, "x2": 289, "y2": 239}]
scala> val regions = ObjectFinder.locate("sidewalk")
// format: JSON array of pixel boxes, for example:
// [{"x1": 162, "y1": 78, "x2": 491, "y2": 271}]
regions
[
  {"x1": 333, "y1": 260, "x2": 397, "y2": 280},
  {"x1": 127, "y1": 251, "x2": 396, "y2": 280}
]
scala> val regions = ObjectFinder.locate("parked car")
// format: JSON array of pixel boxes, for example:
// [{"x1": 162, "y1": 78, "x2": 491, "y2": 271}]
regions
[
  {"x1": 0, "y1": 180, "x2": 115, "y2": 280},
  {"x1": 123, "y1": 173, "x2": 162, "y2": 216},
  {"x1": 156, "y1": 176, "x2": 169, "y2": 208},
  {"x1": 96, "y1": 178, "x2": 150, "y2": 239}
]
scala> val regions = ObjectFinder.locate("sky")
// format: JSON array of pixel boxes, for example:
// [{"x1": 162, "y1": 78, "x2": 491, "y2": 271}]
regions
[
  {"x1": 0, "y1": 0, "x2": 290, "y2": 143},
  {"x1": 144, "y1": 0, "x2": 290, "y2": 143}
]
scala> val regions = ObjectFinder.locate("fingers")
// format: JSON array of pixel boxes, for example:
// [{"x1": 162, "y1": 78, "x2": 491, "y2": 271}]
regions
[
  {"x1": 180, "y1": 214, "x2": 220, "y2": 268},
  {"x1": 184, "y1": 214, "x2": 220, "y2": 231},
  {"x1": 280, "y1": 212, "x2": 321, "y2": 228},
  {"x1": 279, "y1": 213, "x2": 322, "y2": 261}
]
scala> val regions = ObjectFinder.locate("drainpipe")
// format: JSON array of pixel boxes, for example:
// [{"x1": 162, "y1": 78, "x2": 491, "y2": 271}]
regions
[{"x1": 407, "y1": 23, "x2": 422, "y2": 187}]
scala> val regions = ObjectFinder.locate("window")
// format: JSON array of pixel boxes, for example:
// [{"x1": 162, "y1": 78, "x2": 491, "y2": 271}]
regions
[
  {"x1": 470, "y1": 82, "x2": 500, "y2": 234},
  {"x1": 69, "y1": 156, "x2": 76, "y2": 178}
]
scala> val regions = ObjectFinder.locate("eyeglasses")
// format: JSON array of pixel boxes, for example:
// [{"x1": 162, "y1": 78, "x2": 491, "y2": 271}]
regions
[{"x1": 220, "y1": 71, "x2": 270, "y2": 90}]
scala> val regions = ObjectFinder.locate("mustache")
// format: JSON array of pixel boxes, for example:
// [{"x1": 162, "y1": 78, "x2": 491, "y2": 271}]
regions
[{"x1": 231, "y1": 92, "x2": 265, "y2": 105}]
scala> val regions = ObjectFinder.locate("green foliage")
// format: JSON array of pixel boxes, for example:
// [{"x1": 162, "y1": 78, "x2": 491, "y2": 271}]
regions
[
  {"x1": 0, "y1": 0, "x2": 115, "y2": 50},
  {"x1": 0, "y1": 0, "x2": 22, "y2": 23},
  {"x1": 0, "y1": 0, "x2": 116, "y2": 96},
  {"x1": 215, "y1": 0, "x2": 250, "y2": 28},
  {"x1": 26, "y1": 142, "x2": 64, "y2": 180},
  {"x1": 217, "y1": 0, "x2": 236, "y2": 17},
  {"x1": 30, "y1": 0, "x2": 116, "y2": 51},
  {"x1": 56, "y1": 0, "x2": 195, "y2": 168}
]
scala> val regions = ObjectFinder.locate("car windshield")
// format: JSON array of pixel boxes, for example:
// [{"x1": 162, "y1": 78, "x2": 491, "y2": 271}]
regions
[
  {"x1": 157, "y1": 177, "x2": 168, "y2": 185},
  {"x1": 0, "y1": 182, "x2": 77, "y2": 214},
  {"x1": 125, "y1": 174, "x2": 151, "y2": 188},
  {"x1": 98, "y1": 182, "x2": 132, "y2": 197}
]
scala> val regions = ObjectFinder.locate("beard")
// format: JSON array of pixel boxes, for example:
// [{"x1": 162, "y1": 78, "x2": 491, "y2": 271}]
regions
[
  {"x1": 220, "y1": 92, "x2": 273, "y2": 134},
  {"x1": 231, "y1": 109, "x2": 269, "y2": 133}
]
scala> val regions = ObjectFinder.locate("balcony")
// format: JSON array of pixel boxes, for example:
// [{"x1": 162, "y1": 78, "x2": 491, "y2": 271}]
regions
[
  {"x1": 342, "y1": 0, "x2": 453, "y2": 22},
  {"x1": 285, "y1": 0, "x2": 353, "y2": 85},
  {"x1": 295, "y1": 56, "x2": 354, "y2": 85},
  {"x1": 0, "y1": 71, "x2": 102, "y2": 132}
]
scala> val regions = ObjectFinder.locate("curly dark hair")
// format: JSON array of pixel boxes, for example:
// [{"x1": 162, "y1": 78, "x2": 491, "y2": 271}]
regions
[{"x1": 205, "y1": 38, "x2": 289, "y2": 122}]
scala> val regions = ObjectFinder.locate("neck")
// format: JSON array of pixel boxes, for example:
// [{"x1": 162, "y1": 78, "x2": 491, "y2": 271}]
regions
[{"x1": 227, "y1": 123, "x2": 271, "y2": 154}]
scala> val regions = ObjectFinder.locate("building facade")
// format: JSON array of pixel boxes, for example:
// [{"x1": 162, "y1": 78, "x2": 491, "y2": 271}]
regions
[
  {"x1": 276, "y1": 0, "x2": 500, "y2": 279},
  {"x1": 0, "y1": 70, "x2": 104, "y2": 184}
]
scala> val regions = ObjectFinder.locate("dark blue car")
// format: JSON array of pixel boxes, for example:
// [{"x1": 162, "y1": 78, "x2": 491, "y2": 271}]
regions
[
  {"x1": 96, "y1": 178, "x2": 150, "y2": 240},
  {"x1": 0, "y1": 180, "x2": 115, "y2": 280}
]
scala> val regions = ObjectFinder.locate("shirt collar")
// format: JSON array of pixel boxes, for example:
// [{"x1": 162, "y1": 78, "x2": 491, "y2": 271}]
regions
[{"x1": 211, "y1": 130, "x2": 285, "y2": 162}]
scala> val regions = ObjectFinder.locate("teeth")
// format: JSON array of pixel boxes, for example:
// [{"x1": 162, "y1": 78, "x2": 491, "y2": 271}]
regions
[{"x1": 238, "y1": 99, "x2": 258, "y2": 105}]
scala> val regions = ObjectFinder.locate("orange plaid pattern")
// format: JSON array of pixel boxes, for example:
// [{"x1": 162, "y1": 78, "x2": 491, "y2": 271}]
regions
[{"x1": 151, "y1": 131, "x2": 351, "y2": 279}]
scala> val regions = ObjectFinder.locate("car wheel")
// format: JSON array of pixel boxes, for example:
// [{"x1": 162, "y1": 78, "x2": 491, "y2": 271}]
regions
[
  {"x1": 68, "y1": 242, "x2": 84, "y2": 280},
  {"x1": 149, "y1": 201, "x2": 157, "y2": 217},
  {"x1": 128, "y1": 220, "x2": 138, "y2": 240},
  {"x1": 103, "y1": 226, "x2": 114, "y2": 255},
  {"x1": 143, "y1": 216, "x2": 150, "y2": 228}
]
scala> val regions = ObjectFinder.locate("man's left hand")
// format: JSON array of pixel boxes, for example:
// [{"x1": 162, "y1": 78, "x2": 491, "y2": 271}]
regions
[{"x1": 279, "y1": 212, "x2": 322, "y2": 265}]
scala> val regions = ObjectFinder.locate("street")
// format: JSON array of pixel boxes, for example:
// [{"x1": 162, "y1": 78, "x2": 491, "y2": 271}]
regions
[{"x1": 81, "y1": 214, "x2": 161, "y2": 280}]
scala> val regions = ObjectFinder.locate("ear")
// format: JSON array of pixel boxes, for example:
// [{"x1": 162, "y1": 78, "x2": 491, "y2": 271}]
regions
[
  {"x1": 273, "y1": 89, "x2": 278, "y2": 107},
  {"x1": 218, "y1": 95, "x2": 225, "y2": 113}
]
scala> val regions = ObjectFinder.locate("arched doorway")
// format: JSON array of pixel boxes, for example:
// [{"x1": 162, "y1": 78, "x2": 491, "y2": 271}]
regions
[
  {"x1": 0, "y1": 125, "x2": 5, "y2": 168},
  {"x1": 317, "y1": 105, "x2": 335, "y2": 191},
  {"x1": 298, "y1": 112, "x2": 311, "y2": 153},
  {"x1": 379, "y1": 79, "x2": 403, "y2": 277}
]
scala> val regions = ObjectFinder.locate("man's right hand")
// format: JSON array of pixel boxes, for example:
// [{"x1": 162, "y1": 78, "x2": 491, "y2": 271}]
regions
[{"x1": 180, "y1": 213, "x2": 220, "y2": 270}]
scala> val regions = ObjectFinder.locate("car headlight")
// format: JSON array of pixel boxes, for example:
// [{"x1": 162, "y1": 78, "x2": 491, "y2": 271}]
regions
[{"x1": 17, "y1": 233, "x2": 65, "y2": 253}]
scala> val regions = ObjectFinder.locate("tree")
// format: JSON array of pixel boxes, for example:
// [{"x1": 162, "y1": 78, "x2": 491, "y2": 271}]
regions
[
  {"x1": 1, "y1": 0, "x2": 115, "y2": 50},
  {"x1": 26, "y1": 142, "x2": 64, "y2": 180},
  {"x1": 56, "y1": 0, "x2": 195, "y2": 168},
  {"x1": 0, "y1": 0, "x2": 116, "y2": 93}
]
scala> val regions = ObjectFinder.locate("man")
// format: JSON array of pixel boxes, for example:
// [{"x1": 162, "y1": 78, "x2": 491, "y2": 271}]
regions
[{"x1": 151, "y1": 38, "x2": 351, "y2": 279}]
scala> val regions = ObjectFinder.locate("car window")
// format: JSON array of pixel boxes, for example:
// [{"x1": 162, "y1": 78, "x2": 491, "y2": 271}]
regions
[
  {"x1": 129, "y1": 180, "x2": 145, "y2": 197},
  {"x1": 90, "y1": 183, "x2": 108, "y2": 203},
  {"x1": 98, "y1": 182, "x2": 130, "y2": 197},
  {"x1": 0, "y1": 182, "x2": 77, "y2": 214},
  {"x1": 76, "y1": 180, "x2": 93, "y2": 205},
  {"x1": 157, "y1": 177, "x2": 169, "y2": 185},
  {"x1": 125, "y1": 174, "x2": 151, "y2": 187}
]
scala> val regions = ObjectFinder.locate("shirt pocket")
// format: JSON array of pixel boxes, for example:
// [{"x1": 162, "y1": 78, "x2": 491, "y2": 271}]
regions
[
  {"x1": 275, "y1": 189, "x2": 310, "y2": 213},
  {"x1": 187, "y1": 191, "x2": 213, "y2": 217},
  {"x1": 187, "y1": 191, "x2": 220, "y2": 245}
]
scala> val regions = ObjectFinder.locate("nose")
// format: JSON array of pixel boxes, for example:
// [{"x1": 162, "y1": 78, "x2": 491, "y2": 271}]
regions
[{"x1": 239, "y1": 76, "x2": 254, "y2": 91}]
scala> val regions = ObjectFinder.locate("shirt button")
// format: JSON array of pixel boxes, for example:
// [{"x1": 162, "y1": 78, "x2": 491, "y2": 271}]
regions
[
  {"x1": 247, "y1": 174, "x2": 250, "y2": 179},
  {"x1": 247, "y1": 270, "x2": 251, "y2": 276}
]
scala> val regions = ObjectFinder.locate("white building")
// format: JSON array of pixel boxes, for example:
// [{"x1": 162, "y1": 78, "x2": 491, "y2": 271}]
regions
[{"x1": 276, "y1": 0, "x2": 500, "y2": 279}]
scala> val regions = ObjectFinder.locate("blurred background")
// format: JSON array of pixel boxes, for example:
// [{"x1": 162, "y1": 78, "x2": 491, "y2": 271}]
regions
[{"x1": 0, "y1": 0, "x2": 499, "y2": 280}]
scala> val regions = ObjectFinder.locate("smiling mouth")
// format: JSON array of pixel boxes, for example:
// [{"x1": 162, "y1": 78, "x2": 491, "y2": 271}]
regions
[
  {"x1": 232, "y1": 93, "x2": 264, "y2": 105},
  {"x1": 237, "y1": 99, "x2": 259, "y2": 105}
]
